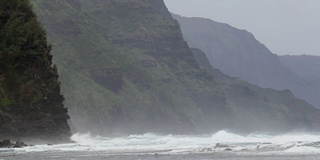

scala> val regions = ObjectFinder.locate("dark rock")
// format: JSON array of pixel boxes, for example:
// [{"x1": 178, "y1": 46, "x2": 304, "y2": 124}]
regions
[
  {"x1": 14, "y1": 140, "x2": 28, "y2": 148},
  {"x1": 215, "y1": 143, "x2": 229, "y2": 148},
  {"x1": 0, "y1": 139, "x2": 28, "y2": 148},
  {"x1": 92, "y1": 66, "x2": 123, "y2": 92},
  {"x1": 140, "y1": 59, "x2": 157, "y2": 68},
  {"x1": 3, "y1": 139, "x2": 11, "y2": 146},
  {"x1": 0, "y1": 139, "x2": 13, "y2": 148}
]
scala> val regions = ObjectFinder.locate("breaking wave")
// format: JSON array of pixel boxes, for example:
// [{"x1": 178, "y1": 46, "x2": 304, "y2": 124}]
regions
[{"x1": 2, "y1": 130, "x2": 320, "y2": 155}]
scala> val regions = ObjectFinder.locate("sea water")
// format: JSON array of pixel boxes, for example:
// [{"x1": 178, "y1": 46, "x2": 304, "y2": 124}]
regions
[{"x1": 1, "y1": 130, "x2": 320, "y2": 160}]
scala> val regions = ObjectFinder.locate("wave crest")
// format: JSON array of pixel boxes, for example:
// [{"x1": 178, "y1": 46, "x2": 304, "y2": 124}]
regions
[{"x1": 4, "y1": 130, "x2": 320, "y2": 155}]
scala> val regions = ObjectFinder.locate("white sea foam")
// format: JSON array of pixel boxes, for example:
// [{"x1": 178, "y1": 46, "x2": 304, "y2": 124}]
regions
[{"x1": 4, "y1": 130, "x2": 320, "y2": 155}]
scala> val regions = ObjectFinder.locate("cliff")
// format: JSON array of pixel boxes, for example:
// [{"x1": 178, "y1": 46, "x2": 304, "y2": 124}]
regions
[
  {"x1": 30, "y1": 0, "x2": 320, "y2": 135},
  {"x1": 280, "y1": 55, "x2": 320, "y2": 100},
  {"x1": 191, "y1": 48, "x2": 320, "y2": 132},
  {"x1": 0, "y1": 0, "x2": 71, "y2": 143},
  {"x1": 173, "y1": 14, "x2": 320, "y2": 108},
  {"x1": 31, "y1": 0, "x2": 229, "y2": 135},
  {"x1": 280, "y1": 55, "x2": 320, "y2": 82}
]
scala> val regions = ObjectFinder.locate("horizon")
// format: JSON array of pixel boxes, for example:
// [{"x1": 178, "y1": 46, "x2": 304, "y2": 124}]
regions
[{"x1": 164, "y1": 0, "x2": 320, "y2": 56}]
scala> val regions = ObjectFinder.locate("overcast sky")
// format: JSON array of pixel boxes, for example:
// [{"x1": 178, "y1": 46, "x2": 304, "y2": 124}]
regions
[{"x1": 164, "y1": 0, "x2": 320, "y2": 56}]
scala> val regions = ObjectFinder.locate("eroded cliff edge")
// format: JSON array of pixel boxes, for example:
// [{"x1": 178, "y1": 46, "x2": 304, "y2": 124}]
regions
[{"x1": 0, "y1": 0, "x2": 71, "y2": 143}]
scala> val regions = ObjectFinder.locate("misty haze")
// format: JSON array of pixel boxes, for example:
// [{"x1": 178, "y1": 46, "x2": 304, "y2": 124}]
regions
[{"x1": 0, "y1": 0, "x2": 319, "y2": 160}]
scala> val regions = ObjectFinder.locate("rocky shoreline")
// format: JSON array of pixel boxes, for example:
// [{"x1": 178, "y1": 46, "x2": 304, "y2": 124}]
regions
[{"x1": 0, "y1": 139, "x2": 29, "y2": 148}]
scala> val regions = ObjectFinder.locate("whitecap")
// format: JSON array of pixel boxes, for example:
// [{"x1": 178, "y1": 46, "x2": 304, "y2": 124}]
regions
[{"x1": 2, "y1": 130, "x2": 320, "y2": 155}]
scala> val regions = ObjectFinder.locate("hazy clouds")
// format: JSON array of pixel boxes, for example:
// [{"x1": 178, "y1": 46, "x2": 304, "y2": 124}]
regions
[{"x1": 164, "y1": 0, "x2": 320, "y2": 56}]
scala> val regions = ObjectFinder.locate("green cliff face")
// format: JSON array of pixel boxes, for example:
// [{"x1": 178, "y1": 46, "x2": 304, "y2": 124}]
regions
[
  {"x1": 31, "y1": 0, "x2": 320, "y2": 135},
  {"x1": 0, "y1": 0, "x2": 71, "y2": 142},
  {"x1": 31, "y1": 0, "x2": 229, "y2": 135}
]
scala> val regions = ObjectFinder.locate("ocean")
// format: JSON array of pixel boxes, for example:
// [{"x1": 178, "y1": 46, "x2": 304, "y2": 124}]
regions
[{"x1": 1, "y1": 130, "x2": 320, "y2": 160}]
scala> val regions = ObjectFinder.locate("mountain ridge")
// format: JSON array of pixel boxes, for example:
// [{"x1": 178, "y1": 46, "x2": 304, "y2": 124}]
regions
[
  {"x1": 280, "y1": 55, "x2": 320, "y2": 101},
  {"x1": 173, "y1": 14, "x2": 320, "y2": 108},
  {"x1": 30, "y1": 0, "x2": 320, "y2": 135}
]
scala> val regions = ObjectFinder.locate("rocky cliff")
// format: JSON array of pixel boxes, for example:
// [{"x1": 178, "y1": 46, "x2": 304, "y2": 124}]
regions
[
  {"x1": 173, "y1": 14, "x2": 320, "y2": 109},
  {"x1": 31, "y1": 0, "x2": 230, "y2": 135},
  {"x1": 30, "y1": 0, "x2": 320, "y2": 135},
  {"x1": 191, "y1": 48, "x2": 320, "y2": 133},
  {"x1": 280, "y1": 55, "x2": 320, "y2": 100},
  {"x1": 280, "y1": 55, "x2": 320, "y2": 82},
  {"x1": 0, "y1": 0, "x2": 71, "y2": 143}
]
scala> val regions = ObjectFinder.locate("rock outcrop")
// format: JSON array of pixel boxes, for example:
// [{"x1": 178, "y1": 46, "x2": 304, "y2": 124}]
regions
[
  {"x1": 0, "y1": 0, "x2": 71, "y2": 143},
  {"x1": 0, "y1": 139, "x2": 28, "y2": 148}
]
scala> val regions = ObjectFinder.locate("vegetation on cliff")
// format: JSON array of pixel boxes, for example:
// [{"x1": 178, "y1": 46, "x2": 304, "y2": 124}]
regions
[
  {"x1": 30, "y1": 0, "x2": 320, "y2": 135},
  {"x1": 0, "y1": 0, "x2": 71, "y2": 142},
  {"x1": 31, "y1": 0, "x2": 228, "y2": 135}
]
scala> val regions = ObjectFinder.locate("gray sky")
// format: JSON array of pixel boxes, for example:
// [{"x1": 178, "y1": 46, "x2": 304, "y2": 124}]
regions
[{"x1": 164, "y1": 0, "x2": 320, "y2": 56}]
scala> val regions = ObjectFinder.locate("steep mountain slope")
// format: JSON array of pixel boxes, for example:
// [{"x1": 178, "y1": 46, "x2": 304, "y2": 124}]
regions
[
  {"x1": 0, "y1": 0, "x2": 71, "y2": 143},
  {"x1": 192, "y1": 48, "x2": 320, "y2": 132},
  {"x1": 173, "y1": 14, "x2": 320, "y2": 108},
  {"x1": 280, "y1": 55, "x2": 320, "y2": 82},
  {"x1": 280, "y1": 55, "x2": 320, "y2": 98},
  {"x1": 31, "y1": 0, "x2": 230, "y2": 135},
  {"x1": 31, "y1": 0, "x2": 320, "y2": 135}
]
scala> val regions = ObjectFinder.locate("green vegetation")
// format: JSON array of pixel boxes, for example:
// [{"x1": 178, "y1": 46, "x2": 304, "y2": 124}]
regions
[
  {"x1": 0, "y1": 0, "x2": 70, "y2": 142},
  {"x1": 0, "y1": 0, "x2": 52, "y2": 107},
  {"x1": 30, "y1": 0, "x2": 228, "y2": 134},
  {"x1": 30, "y1": 0, "x2": 320, "y2": 135}
]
